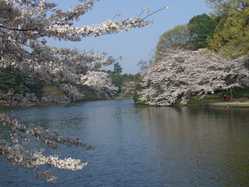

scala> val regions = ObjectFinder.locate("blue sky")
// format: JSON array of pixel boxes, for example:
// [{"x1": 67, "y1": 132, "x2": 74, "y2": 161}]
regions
[{"x1": 50, "y1": 0, "x2": 210, "y2": 73}]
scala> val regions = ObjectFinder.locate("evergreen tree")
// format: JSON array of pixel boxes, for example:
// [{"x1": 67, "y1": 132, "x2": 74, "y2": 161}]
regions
[
  {"x1": 114, "y1": 62, "x2": 123, "y2": 74},
  {"x1": 188, "y1": 14, "x2": 217, "y2": 49}
]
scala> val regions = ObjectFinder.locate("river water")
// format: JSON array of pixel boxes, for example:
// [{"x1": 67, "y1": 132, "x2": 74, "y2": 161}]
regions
[{"x1": 1, "y1": 99, "x2": 249, "y2": 187}]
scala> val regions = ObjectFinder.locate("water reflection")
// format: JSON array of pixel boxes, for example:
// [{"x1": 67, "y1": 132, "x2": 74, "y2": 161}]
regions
[
  {"x1": 137, "y1": 106, "x2": 249, "y2": 187},
  {"x1": 0, "y1": 100, "x2": 249, "y2": 187}
]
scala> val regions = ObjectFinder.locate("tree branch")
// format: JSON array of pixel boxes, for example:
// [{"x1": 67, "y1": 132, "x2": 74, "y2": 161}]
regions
[
  {"x1": 0, "y1": 24, "x2": 38, "y2": 32},
  {"x1": 142, "y1": 6, "x2": 168, "y2": 20}
]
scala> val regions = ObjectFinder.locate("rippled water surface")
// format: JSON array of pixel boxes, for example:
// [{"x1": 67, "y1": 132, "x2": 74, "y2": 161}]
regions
[{"x1": 1, "y1": 100, "x2": 249, "y2": 187}]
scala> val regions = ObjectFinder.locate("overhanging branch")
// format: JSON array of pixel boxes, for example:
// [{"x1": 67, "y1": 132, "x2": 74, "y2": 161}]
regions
[{"x1": 0, "y1": 24, "x2": 38, "y2": 32}]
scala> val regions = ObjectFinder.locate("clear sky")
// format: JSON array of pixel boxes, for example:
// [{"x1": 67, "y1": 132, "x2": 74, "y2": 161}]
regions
[{"x1": 50, "y1": 0, "x2": 210, "y2": 73}]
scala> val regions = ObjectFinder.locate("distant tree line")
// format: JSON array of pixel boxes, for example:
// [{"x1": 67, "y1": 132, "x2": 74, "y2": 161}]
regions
[{"x1": 106, "y1": 63, "x2": 141, "y2": 95}]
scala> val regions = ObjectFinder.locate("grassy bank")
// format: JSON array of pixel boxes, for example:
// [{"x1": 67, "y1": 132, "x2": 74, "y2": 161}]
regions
[
  {"x1": 187, "y1": 88, "x2": 249, "y2": 108},
  {"x1": 209, "y1": 100, "x2": 249, "y2": 108}
]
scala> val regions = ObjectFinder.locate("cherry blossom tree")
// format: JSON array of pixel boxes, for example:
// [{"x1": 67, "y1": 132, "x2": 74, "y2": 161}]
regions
[
  {"x1": 0, "y1": 0, "x2": 149, "y2": 75},
  {"x1": 0, "y1": 0, "x2": 151, "y2": 182}
]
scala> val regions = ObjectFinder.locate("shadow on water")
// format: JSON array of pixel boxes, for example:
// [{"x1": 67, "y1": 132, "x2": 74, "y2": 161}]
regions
[{"x1": 0, "y1": 100, "x2": 249, "y2": 187}]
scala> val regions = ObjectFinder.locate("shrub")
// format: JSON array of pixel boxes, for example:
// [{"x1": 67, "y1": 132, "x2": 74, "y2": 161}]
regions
[{"x1": 208, "y1": 7, "x2": 249, "y2": 58}]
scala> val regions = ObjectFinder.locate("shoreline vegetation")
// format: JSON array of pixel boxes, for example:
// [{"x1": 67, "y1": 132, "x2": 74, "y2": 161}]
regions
[
  {"x1": 135, "y1": 0, "x2": 249, "y2": 108},
  {"x1": 186, "y1": 88, "x2": 249, "y2": 108},
  {"x1": 1, "y1": 1, "x2": 249, "y2": 109}
]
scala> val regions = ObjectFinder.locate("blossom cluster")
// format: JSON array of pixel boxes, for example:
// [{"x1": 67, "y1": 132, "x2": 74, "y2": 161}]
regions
[
  {"x1": 47, "y1": 18, "x2": 149, "y2": 40},
  {"x1": 50, "y1": 0, "x2": 96, "y2": 23}
]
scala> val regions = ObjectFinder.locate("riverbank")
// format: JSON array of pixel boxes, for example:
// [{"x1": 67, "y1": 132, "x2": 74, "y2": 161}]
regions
[
  {"x1": 209, "y1": 100, "x2": 249, "y2": 108},
  {"x1": 135, "y1": 49, "x2": 249, "y2": 107},
  {"x1": 187, "y1": 94, "x2": 249, "y2": 108},
  {"x1": 0, "y1": 69, "x2": 118, "y2": 108}
]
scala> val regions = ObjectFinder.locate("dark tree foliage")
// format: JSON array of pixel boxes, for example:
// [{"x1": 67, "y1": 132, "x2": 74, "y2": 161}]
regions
[
  {"x1": 0, "y1": 67, "x2": 43, "y2": 96},
  {"x1": 113, "y1": 62, "x2": 123, "y2": 75},
  {"x1": 188, "y1": 14, "x2": 217, "y2": 49}
]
